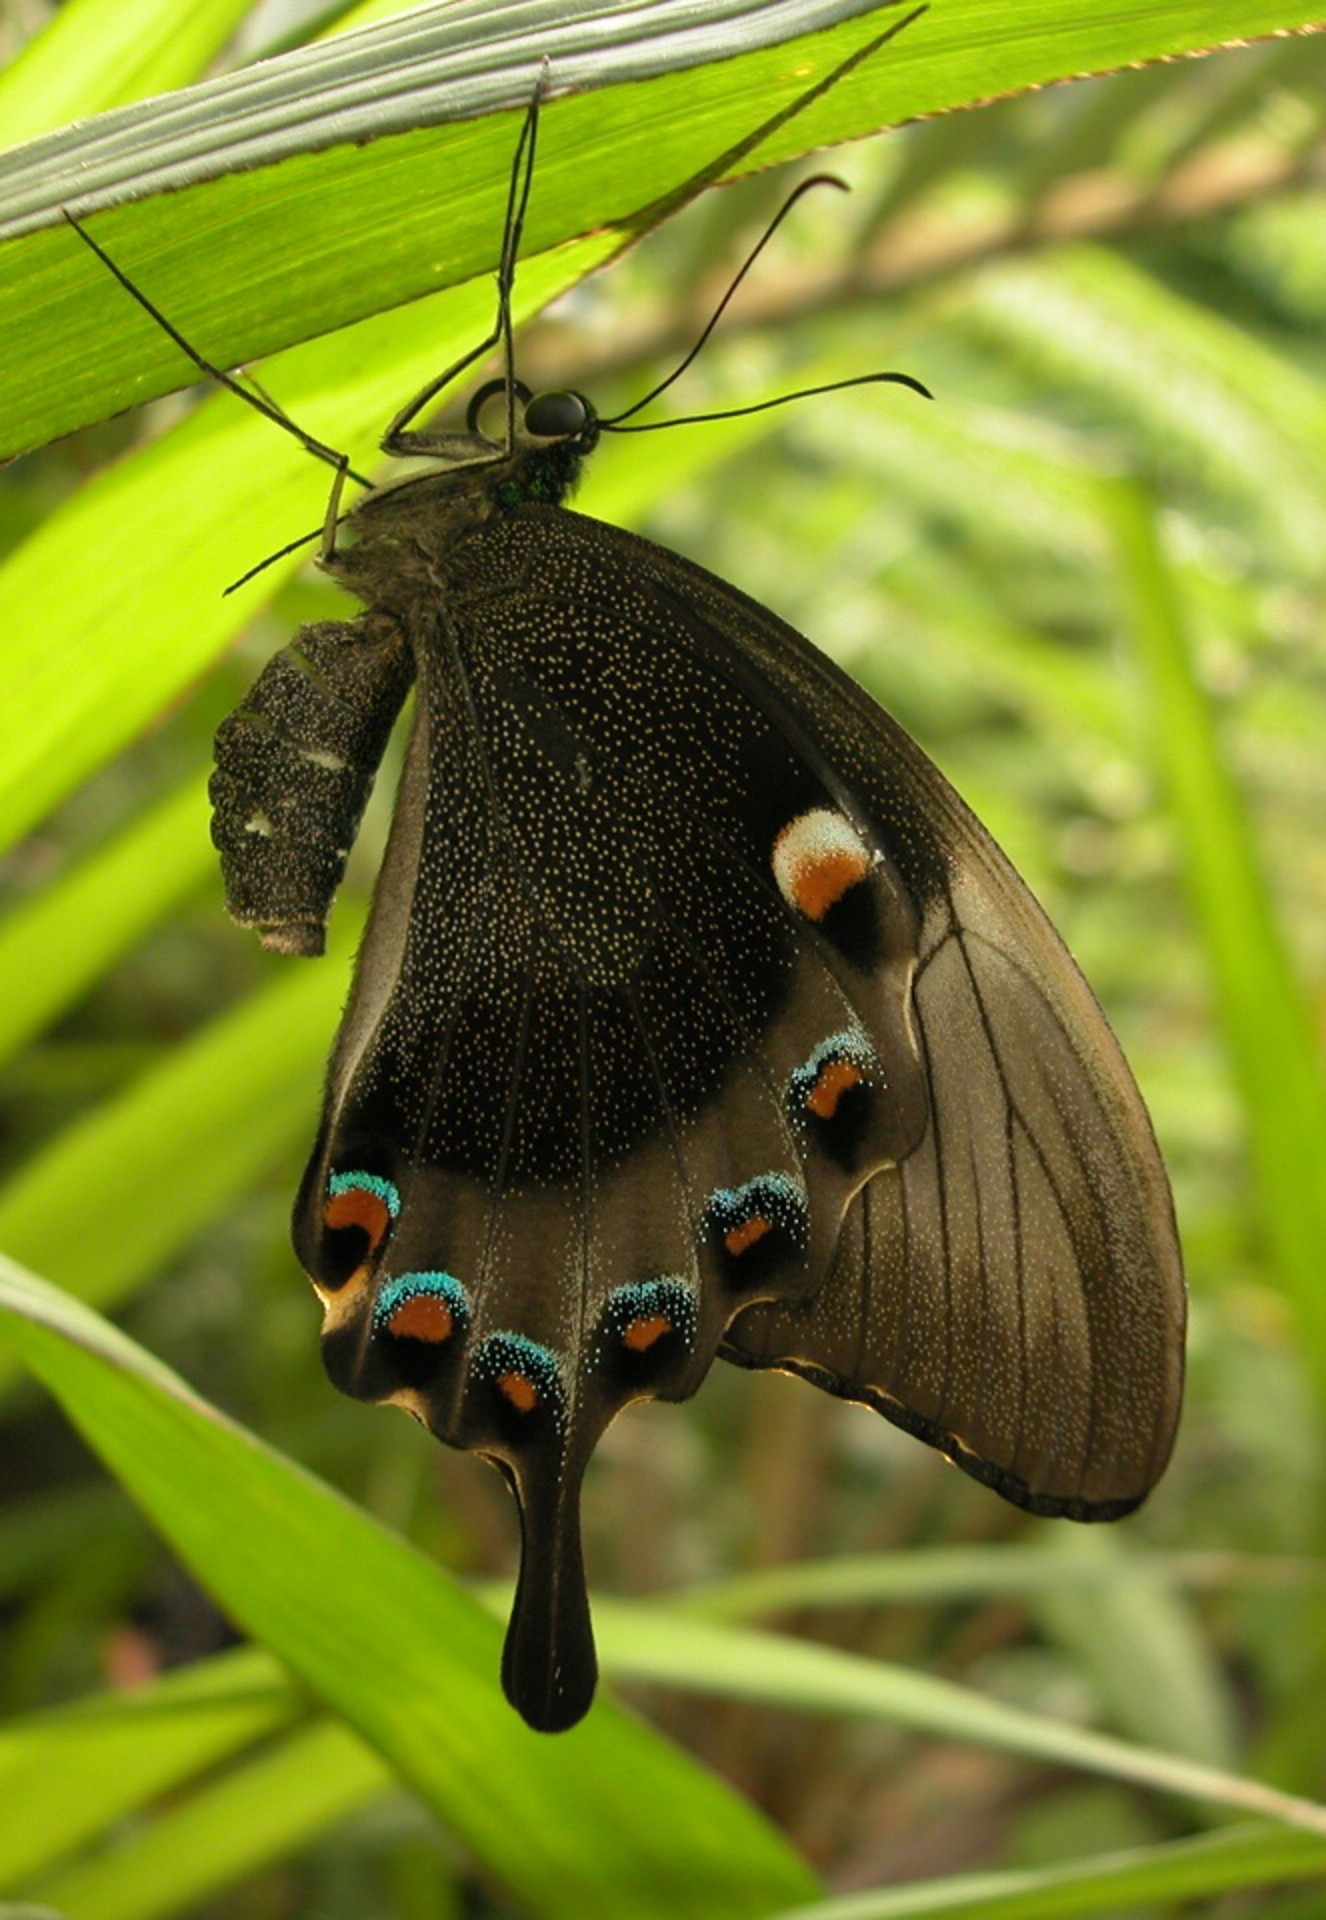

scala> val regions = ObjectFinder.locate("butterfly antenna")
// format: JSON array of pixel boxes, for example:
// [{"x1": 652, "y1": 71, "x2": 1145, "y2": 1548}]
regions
[
  {"x1": 601, "y1": 173, "x2": 849, "y2": 428},
  {"x1": 604, "y1": 368, "x2": 931, "y2": 437},
  {"x1": 598, "y1": 1, "x2": 930, "y2": 432},
  {"x1": 63, "y1": 211, "x2": 373, "y2": 490},
  {"x1": 616, "y1": 3, "x2": 928, "y2": 250}
]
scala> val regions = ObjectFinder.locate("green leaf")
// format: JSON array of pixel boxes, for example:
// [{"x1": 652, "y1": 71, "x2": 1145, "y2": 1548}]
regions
[
  {"x1": 763, "y1": 1823, "x2": 1326, "y2": 1919},
  {"x1": 28, "y1": 1719, "x2": 390, "y2": 1920},
  {"x1": 0, "y1": 775, "x2": 212, "y2": 1067},
  {"x1": 1029, "y1": 1530, "x2": 1240, "y2": 1769},
  {"x1": 0, "y1": 1649, "x2": 304, "y2": 1890},
  {"x1": 0, "y1": 0, "x2": 254, "y2": 146},
  {"x1": 3, "y1": 5, "x2": 1318, "y2": 851},
  {"x1": 0, "y1": 0, "x2": 914, "y2": 459},
  {"x1": 0, "y1": 1256, "x2": 818, "y2": 1920},
  {"x1": 4, "y1": 2, "x2": 1323, "y2": 458},
  {"x1": 673, "y1": 1544, "x2": 1325, "y2": 1620},
  {"x1": 589, "y1": 1601, "x2": 1326, "y2": 1836},
  {"x1": 0, "y1": 247, "x2": 603, "y2": 855},
  {"x1": 0, "y1": 929, "x2": 357, "y2": 1394},
  {"x1": 1105, "y1": 481, "x2": 1326, "y2": 1390}
]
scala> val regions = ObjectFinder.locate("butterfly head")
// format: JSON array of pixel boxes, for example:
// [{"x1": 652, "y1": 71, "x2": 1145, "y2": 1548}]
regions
[{"x1": 467, "y1": 377, "x2": 601, "y2": 512}]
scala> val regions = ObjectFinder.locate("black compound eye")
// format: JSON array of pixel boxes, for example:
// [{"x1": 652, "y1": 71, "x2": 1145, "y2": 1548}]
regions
[{"x1": 524, "y1": 389, "x2": 588, "y2": 439}]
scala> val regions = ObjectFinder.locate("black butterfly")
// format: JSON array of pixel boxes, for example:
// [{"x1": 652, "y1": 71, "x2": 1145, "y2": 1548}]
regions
[{"x1": 80, "y1": 25, "x2": 1184, "y2": 1733}]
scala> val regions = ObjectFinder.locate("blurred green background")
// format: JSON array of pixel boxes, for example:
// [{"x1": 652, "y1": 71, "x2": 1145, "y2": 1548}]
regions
[{"x1": 1, "y1": 2, "x2": 1325, "y2": 1916}]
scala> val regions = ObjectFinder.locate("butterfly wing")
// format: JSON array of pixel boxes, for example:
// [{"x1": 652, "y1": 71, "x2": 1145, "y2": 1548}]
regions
[
  {"x1": 597, "y1": 517, "x2": 1185, "y2": 1516},
  {"x1": 281, "y1": 502, "x2": 1182, "y2": 1729},
  {"x1": 718, "y1": 747, "x2": 1184, "y2": 1519}
]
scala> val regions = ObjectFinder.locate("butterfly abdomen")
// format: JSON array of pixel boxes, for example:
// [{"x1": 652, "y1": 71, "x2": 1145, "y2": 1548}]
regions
[{"x1": 210, "y1": 613, "x2": 413, "y2": 954}]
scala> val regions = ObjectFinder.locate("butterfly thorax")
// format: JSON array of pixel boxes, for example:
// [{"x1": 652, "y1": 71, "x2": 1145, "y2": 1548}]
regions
[{"x1": 323, "y1": 399, "x2": 599, "y2": 614}]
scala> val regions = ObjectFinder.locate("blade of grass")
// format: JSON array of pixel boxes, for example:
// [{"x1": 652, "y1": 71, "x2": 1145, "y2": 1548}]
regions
[
  {"x1": 1104, "y1": 479, "x2": 1326, "y2": 1391},
  {"x1": 764, "y1": 1822, "x2": 1326, "y2": 1919},
  {"x1": 0, "y1": 930, "x2": 356, "y2": 1392},
  {"x1": 0, "y1": 774, "x2": 212, "y2": 1067},
  {"x1": 672, "y1": 1545, "x2": 1326, "y2": 1619},
  {"x1": 0, "y1": 242, "x2": 605, "y2": 855},
  {"x1": 27, "y1": 1718, "x2": 391, "y2": 1920},
  {"x1": 0, "y1": 0, "x2": 916, "y2": 458},
  {"x1": 587, "y1": 1599, "x2": 1326, "y2": 1836},
  {"x1": 1029, "y1": 1530, "x2": 1239, "y2": 1768},
  {"x1": 0, "y1": 1648, "x2": 305, "y2": 1889},
  {"x1": 0, "y1": 0, "x2": 253, "y2": 146}
]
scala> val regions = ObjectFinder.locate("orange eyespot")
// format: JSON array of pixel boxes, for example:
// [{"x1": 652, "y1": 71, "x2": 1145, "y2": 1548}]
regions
[
  {"x1": 773, "y1": 810, "x2": 872, "y2": 922},
  {"x1": 723, "y1": 1215, "x2": 772, "y2": 1258},
  {"x1": 386, "y1": 1295, "x2": 454, "y2": 1343},
  {"x1": 622, "y1": 1314, "x2": 672, "y2": 1353},
  {"x1": 805, "y1": 1057, "x2": 864, "y2": 1120},
  {"x1": 498, "y1": 1371, "x2": 539, "y2": 1413},
  {"x1": 325, "y1": 1186, "x2": 393, "y2": 1253}
]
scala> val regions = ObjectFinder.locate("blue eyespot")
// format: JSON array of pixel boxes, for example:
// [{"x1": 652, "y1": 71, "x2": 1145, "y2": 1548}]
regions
[
  {"x1": 705, "y1": 1172, "x2": 809, "y2": 1259},
  {"x1": 597, "y1": 1275, "x2": 697, "y2": 1365},
  {"x1": 374, "y1": 1269, "x2": 470, "y2": 1340},
  {"x1": 473, "y1": 1332, "x2": 567, "y2": 1427},
  {"x1": 328, "y1": 1170, "x2": 401, "y2": 1217},
  {"x1": 788, "y1": 1029, "x2": 877, "y2": 1125}
]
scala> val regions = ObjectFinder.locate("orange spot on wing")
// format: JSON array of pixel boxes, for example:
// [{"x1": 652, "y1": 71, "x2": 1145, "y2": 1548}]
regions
[
  {"x1": 724, "y1": 1215, "x2": 772, "y2": 1257},
  {"x1": 498, "y1": 1371, "x2": 539, "y2": 1412},
  {"x1": 791, "y1": 845, "x2": 871, "y2": 921},
  {"x1": 325, "y1": 1187, "x2": 391, "y2": 1255},
  {"x1": 387, "y1": 1295, "x2": 453, "y2": 1343},
  {"x1": 623, "y1": 1314, "x2": 671, "y2": 1352},
  {"x1": 806, "y1": 1058, "x2": 863, "y2": 1119},
  {"x1": 773, "y1": 812, "x2": 871, "y2": 922}
]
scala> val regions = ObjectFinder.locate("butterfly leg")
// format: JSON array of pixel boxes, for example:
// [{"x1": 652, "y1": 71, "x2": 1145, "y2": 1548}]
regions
[{"x1": 210, "y1": 614, "x2": 414, "y2": 954}]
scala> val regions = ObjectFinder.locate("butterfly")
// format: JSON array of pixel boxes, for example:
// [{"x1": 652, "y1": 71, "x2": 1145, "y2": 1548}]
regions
[{"x1": 72, "y1": 23, "x2": 1185, "y2": 1732}]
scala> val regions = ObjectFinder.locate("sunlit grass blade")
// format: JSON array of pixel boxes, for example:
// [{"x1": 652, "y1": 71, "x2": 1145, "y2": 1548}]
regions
[
  {"x1": 0, "y1": 0, "x2": 916, "y2": 458},
  {"x1": 0, "y1": 245, "x2": 604, "y2": 855},
  {"x1": 764, "y1": 1822, "x2": 1326, "y2": 1919},
  {"x1": 1028, "y1": 1530, "x2": 1239, "y2": 1768},
  {"x1": 671, "y1": 1545, "x2": 1325, "y2": 1619},
  {"x1": 0, "y1": 0, "x2": 253, "y2": 145},
  {"x1": 1106, "y1": 480, "x2": 1326, "y2": 1390},
  {"x1": 27, "y1": 1719, "x2": 390, "y2": 1920},
  {"x1": 0, "y1": 1648, "x2": 304, "y2": 1890},
  {"x1": 0, "y1": 775, "x2": 212, "y2": 1067},
  {"x1": 0, "y1": 936, "x2": 356, "y2": 1379},
  {"x1": 4, "y1": 2, "x2": 1325, "y2": 460},
  {"x1": 588, "y1": 1599, "x2": 1326, "y2": 1836}
]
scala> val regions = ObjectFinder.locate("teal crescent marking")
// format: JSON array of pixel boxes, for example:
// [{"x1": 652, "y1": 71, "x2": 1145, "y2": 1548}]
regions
[
  {"x1": 373, "y1": 1269, "x2": 469, "y2": 1332},
  {"x1": 328, "y1": 1170, "x2": 401, "y2": 1218}
]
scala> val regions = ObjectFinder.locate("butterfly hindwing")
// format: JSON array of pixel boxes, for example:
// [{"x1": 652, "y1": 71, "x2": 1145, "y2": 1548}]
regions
[{"x1": 289, "y1": 502, "x2": 938, "y2": 1726}]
